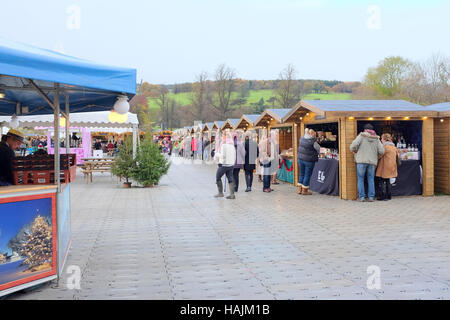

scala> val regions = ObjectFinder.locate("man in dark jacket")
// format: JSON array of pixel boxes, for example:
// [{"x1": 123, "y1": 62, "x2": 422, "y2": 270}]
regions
[
  {"x1": 297, "y1": 128, "x2": 320, "y2": 195},
  {"x1": 244, "y1": 131, "x2": 259, "y2": 192},
  {"x1": 0, "y1": 129, "x2": 25, "y2": 186}
]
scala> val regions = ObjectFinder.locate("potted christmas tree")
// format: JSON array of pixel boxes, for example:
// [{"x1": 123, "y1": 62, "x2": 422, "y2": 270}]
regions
[
  {"x1": 111, "y1": 137, "x2": 135, "y2": 188},
  {"x1": 132, "y1": 138, "x2": 170, "y2": 187}
]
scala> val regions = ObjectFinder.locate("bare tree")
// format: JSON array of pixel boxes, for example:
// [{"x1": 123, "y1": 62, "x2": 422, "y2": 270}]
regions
[
  {"x1": 212, "y1": 64, "x2": 236, "y2": 119},
  {"x1": 275, "y1": 63, "x2": 303, "y2": 109},
  {"x1": 156, "y1": 85, "x2": 178, "y2": 130},
  {"x1": 190, "y1": 72, "x2": 210, "y2": 122},
  {"x1": 421, "y1": 53, "x2": 450, "y2": 104},
  {"x1": 402, "y1": 53, "x2": 450, "y2": 104}
]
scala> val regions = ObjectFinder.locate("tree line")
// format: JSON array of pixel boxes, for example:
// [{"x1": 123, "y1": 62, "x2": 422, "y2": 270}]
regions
[
  {"x1": 354, "y1": 54, "x2": 450, "y2": 104},
  {"x1": 131, "y1": 53, "x2": 449, "y2": 131},
  {"x1": 131, "y1": 64, "x2": 360, "y2": 131}
]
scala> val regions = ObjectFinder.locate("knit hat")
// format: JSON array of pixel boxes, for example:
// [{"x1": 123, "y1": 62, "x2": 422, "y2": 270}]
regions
[{"x1": 6, "y1": 129, "x2": 25, "y2": 142}]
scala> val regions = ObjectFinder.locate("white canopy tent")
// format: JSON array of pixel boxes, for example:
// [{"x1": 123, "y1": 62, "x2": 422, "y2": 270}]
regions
[{"x1": 0, "y1": 111, "x2": 140, "y2": 157}]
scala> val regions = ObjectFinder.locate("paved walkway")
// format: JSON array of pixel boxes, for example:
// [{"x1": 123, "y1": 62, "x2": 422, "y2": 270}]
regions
[{"x1": 8, "y1": 158, "x2": 450, "y2": 300}]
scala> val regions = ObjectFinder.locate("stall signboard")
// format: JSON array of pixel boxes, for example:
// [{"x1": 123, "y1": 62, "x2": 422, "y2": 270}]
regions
[
  {"x1": 310, "y1": 159, "x2": 340, "y2": 196},
  {"x1": 0, "y1": 194, "x2": 57, "y2": 292}
]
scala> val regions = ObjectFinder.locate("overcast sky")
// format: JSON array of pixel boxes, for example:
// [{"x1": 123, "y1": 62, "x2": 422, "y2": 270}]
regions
[{"x1": 1, "y1": 0, "x2": 448, "y2": 84}]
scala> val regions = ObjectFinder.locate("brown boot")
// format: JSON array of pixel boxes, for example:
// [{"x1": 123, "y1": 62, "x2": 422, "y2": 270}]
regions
[
  {"x1": 302, "y1": 187, "x2": 312, "y2": 195},
  {"x1": 297, "y1": 184, "x2": 303, "y2": 194}
]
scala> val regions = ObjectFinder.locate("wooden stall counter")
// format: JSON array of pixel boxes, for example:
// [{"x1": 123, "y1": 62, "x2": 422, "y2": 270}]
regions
[{"x1": 0, "y1": 185, "x2": 57, "y2": 196}]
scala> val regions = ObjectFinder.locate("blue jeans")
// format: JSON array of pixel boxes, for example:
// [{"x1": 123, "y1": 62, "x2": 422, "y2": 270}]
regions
[
  {"x1": 357, "y1": 163, "x2": 375, "y2": 200},
  {"x1": 298, "y1": 160, "x2": 315, "y2": 187}
]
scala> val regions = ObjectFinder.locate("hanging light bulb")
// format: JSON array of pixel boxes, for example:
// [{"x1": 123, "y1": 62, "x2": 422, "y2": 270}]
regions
[
  {"x1": 109, "y1": 110, "x2": 128, "y2": 123},
  {"x1": 10, "y1": 114, "x2": 19, "y2": 128},
  {"x1": 113, "y1": 95, "x2": 130, "y2": 115}
]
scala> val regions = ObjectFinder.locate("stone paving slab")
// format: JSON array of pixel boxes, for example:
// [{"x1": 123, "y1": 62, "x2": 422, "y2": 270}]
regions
[{"x1": 5, "y1": 161, "x2": 450, "y2": 300}]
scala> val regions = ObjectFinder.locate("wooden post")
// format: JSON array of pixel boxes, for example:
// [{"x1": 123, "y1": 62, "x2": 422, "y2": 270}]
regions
[
  {"x1": 434, "y1": 118, "x2": 450, "y2": 194},
  {"x1": 422, "y1": 118, "x2": 434, "y2": 196},
  {"x1": 339, "y1": 117, "x2": 357, "y2": 200},
  {"x1": 294, "y1": 121, "x2": 305, "y2": 187},
  {"x1": 293, "y1": 123, "x2": 298, "y2": 186}
]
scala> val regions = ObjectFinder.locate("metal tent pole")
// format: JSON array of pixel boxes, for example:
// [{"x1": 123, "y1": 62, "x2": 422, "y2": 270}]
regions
[
  {"x1": 54, "y1": 84, "x2": 61, "y2": 193},
  {"x1": 132, "y1": 124, "x2": 137, "y2": 159},
  {"x1": 65, "y1": 95, "x2": 70, "y2": 155}
]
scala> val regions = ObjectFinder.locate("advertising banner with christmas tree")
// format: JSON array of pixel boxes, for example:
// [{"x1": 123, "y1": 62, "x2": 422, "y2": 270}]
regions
[{"x1": 0, "y1": 194, "x2": 57, "y2": 291}]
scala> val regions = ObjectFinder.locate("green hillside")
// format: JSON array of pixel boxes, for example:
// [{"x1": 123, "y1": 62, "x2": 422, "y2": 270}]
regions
[{"x1": 147, "y1": 90, "x2": 351, "y2": 110}]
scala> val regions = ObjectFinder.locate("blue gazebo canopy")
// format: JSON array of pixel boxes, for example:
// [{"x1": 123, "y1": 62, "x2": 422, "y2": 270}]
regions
[{"x1": 0, "y1": 38, "x2": 136, "y2": 115}]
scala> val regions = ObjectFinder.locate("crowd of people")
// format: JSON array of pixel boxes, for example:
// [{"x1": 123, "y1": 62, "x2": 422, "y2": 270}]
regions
[
  {"x1": 296, "y1": 123, "x2": 399, "y2": 201},
  {"x1": 172, "y1": 123, "x2": 400, "y2": 202},
  {"x1": 173, "y1": 129, "x2": 281, "y2": 198},
  {"x1": 93, "y1": 138, "x2": 122, "y2": 156},
  {"x1": 153, "y1": 136, "x2": 172, "y2": 155}
]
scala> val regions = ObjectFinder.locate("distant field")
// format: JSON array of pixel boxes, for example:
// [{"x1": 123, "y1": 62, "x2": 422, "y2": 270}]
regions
[{"x1": 147, "y1": 90, "x2": 351, "y2": 110}]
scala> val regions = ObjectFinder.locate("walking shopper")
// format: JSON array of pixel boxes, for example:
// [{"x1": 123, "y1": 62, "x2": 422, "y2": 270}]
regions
[
  {"x1": 214, "y1": 131, "x2": 236, "y2": 199},
  {"x1": 232, "y1": 131, "x2": 246, "y2": 192},
  {"x1": 350, "y1": 123, "x2": 385, "y2": 202},
  {"x1": 259, "y1": 130, "x2": 275, "y2": 193},
  {"x1": 297, "y1": 128, "x2": 320, "y2": 195},
  {"x1": 244, "y1": 131, "x2": 259, "y2": 192},
  {"x1": 375, "y1": 133, "x2": 399, "y2": 201},
  {"x1": 270, "y1": 130, "x2": 280, "y2": 185}
]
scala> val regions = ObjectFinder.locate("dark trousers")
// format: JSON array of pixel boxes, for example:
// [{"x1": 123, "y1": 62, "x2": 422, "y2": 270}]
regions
[
  {"x1": 244, "y1": 169, "x2": 254, "y2": 189},
  {"x1": 376, "y1": 177, "x2": 392, "y2": 200},
  {"x1": 233, "y1": 168, "x2": 241, "y2": 192},
  {"x1": 262, "y1": 163, "x2": 271, "y2": 190},
  {"x1": 216, "y1": 165, "x2": 234, "y2": 184}
]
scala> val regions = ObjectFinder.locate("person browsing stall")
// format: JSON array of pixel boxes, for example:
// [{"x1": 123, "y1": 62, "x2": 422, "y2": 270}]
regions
[
  {"x1": 297, "y1": 128, "x2": 320, "y2": 195},
  {"x1": 0, "y1": 129, "x2": 25, "y2": 186},
  {"x1": 350, "y1": 123, "x2": 385, "y2": 202},
  {"x1": 375, "y1": 133, "x2": 399, "y2": 201}
]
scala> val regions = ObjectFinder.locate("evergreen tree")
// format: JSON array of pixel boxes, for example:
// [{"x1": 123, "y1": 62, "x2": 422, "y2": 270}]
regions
[{"x1": 132, "y1": 138, "x2": 170, "y2": 186}]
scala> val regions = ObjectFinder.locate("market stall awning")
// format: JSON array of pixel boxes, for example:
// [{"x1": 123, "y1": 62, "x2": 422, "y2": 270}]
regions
[
  {"x1": 222, "y1": 118, "x2": 240, "y2": 130},
  {"x1": 202, "y1": 122, "x2": 214, "y2": 132},
  {"x1": 0, "y1": 38, "x2": 136, "y2": 115},
  {"x1": 0, "y1": 111, "x2": 139, "y2": 129},
  {"x1": 213, "y1": 121, "x2": 225, "y2": 130},
  {"x1": 192, "y1": 124, "x2": 203, "y2": 133},
  {"x1": 296, "y1": 100, "x2": 438, "y2": 118},
  {"x1": 429, "y1": 102, "x2": 450, "y2": 117},
  {"x1": 254, "y1": 108, "x2": 292, "y2": 127},
  {"x1": 236, "y1": 114, "x2": 260, "y2": 129}
]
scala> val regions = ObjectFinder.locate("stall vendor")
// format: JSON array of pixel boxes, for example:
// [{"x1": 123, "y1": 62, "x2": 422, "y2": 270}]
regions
[{"x1": 0, "y1": 129, "x2": 25, "y2": 186}]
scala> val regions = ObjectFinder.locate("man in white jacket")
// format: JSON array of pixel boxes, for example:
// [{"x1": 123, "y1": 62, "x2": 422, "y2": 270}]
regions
[{"x1": 214, "y1": 130, "x2": 237, "y2": 199}]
